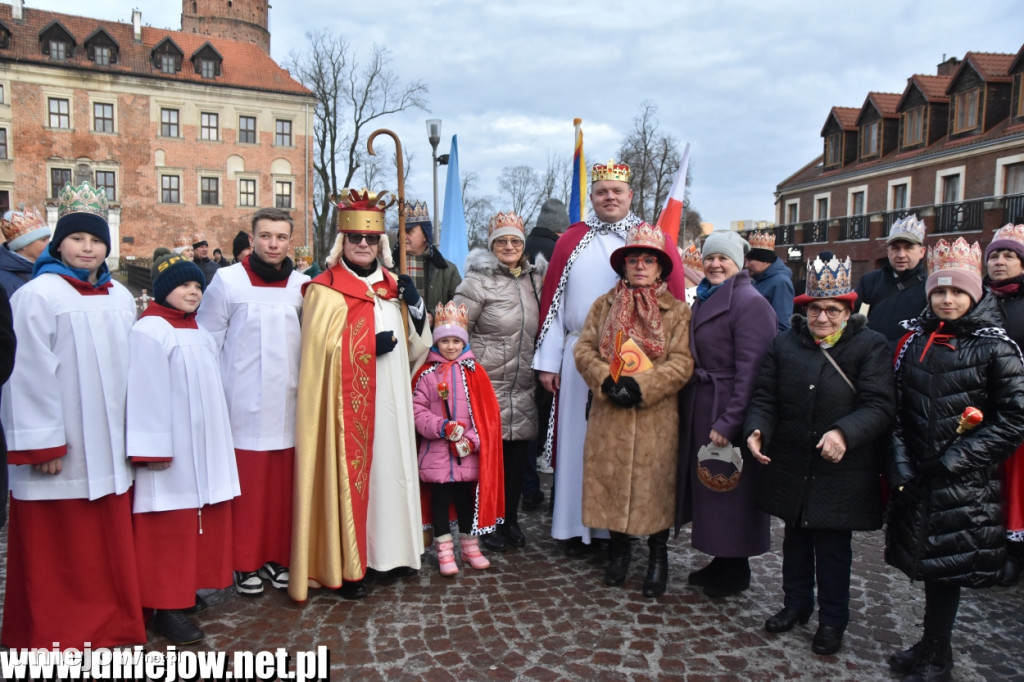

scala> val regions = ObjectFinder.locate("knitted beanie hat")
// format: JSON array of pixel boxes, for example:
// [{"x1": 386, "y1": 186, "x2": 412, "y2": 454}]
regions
[{"x1": 152, "y1": 253, "x2": 207, "y2": 307}]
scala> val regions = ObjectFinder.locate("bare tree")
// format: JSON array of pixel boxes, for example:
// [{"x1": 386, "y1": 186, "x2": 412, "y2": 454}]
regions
[
  {"x1": 462, "y1": 171, "x2": 496, "y2": 249},
  {"x1": 498, "y1": 165, "x2": 544, "y2": 226},
  {"x1": 539, "y1": 151, "x2": 573, "y2": 207},
  {"x1": 287, "y1": 30, "x2": 429, "y2": 262},
  {"x1": 617, "y1": 101, "x2": 681, "y2": 224}
]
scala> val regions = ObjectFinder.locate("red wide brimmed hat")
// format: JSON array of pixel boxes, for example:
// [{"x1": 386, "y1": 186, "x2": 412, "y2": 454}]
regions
[{"x1": 609, "y1": 223, "x2": 674, "y2": 278}]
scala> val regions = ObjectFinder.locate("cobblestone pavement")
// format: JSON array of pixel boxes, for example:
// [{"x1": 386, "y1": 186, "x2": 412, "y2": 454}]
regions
[{"x1": 2, "y1": 472, "x2": 1022, "y2": 681}]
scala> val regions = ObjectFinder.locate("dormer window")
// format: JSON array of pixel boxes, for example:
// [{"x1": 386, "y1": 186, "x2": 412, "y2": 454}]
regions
[
  {"x1": 151, "y1": 38, "x2": 184, "y2": 75},
  {"x1": 825, "y1": 134, "x2": 842, "y2": 166},
  {"x1": 861, "y1": 121, "x2": 880, "y2": 156},
  {"x1": 85, "y1": 29, "x2": 119, "y2": 67},
  {"x1": 953, "y1": 89, "x2": 980, "y2": 133},
  {"x1": 39, "y1": 21, "x2": 76, "y2": 61},
  {"x1": 191, "y1": 43, "x2": 223, "y2": 80},
  {"x1": 0, "y1": 22, "x2": 11, "y2": 50},
  {"x1": 903, "y1": 107, "x2": 924, "y2": 146}
]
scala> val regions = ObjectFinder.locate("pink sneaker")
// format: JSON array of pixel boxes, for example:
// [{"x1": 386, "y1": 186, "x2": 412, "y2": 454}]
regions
[
  {"x1": 435, "y1": 534, "x2": 458, "y2": 576},
  {"x1": 460, "y1": 536, "x2": 490, "y2": 570}
]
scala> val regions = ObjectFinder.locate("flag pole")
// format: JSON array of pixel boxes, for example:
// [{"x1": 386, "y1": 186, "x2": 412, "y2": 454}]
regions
[{"x1": 367, "y1": 128, "x2": 408, "y2": 336}]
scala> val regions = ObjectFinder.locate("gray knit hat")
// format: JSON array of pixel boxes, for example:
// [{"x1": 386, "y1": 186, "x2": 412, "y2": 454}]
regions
[
  {"x1": 701, "y1": 230, "x2": 750, "y2": 268},
  {"x1": 534, "y1": 199, "x2": 570, "y2": 233}
]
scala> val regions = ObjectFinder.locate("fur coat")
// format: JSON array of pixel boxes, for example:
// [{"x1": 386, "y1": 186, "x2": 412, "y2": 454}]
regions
[{"x1": 574, "y1": 284, "x2": 693, "y2": 535}]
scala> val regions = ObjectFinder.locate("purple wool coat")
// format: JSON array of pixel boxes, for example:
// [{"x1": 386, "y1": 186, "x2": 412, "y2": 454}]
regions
[
  {"x1": 676, "y1": 270, "x2": 777, "y2": 557},
  {"x1": 413, "y1": 348, "x2": 482, "y2": 484}
]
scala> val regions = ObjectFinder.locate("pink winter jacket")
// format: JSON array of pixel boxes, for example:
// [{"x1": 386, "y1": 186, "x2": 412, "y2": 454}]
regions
[{"x1": 413, "y1": 348, "x2": 482, "y2": 483}]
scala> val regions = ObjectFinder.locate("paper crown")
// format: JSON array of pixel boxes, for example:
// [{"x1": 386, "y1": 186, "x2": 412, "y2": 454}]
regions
[
  {"x1": 332, "y1": 188, "x2": 395, "y2": 234},
  {"x1": 609, "y1": 222, "x2": 674, "y2": 277},
  {"x1": 174, "y1": 234, "x2": 191, "y2": 248},
  {"x1": 1, "y1": 207, "x2": 50, "y2": 250},
  {"x1": 804, "y1": 254, "x2": 854, "y2": 300},
  {"x1": 591, "y1": 159, "x2": 631, "y2": 183},
  {"x1": 488, "y1": 211, "x2": 525, "y2": 236},
  {"x1": 887, "y1": 214, "x2": 926, "y2": 245},
  {"x1": 406, "y1": 200, "x2": 430, "y2": 225},
  {"x1": 294, "y1": 245, "x2": 312, "y2": 259},
  {"x1": 991, "y1": 222, "x2": 1024, "y2": 247},
  {"x1": 434, "y1": 301, "x2": 469, "y2": 331},
  {"x1": 929, "y1": 237, "x2": 982, "y2": 276},
  {"x1": 57, "y1": 181, "x2": 108, "y2": 220},
  {"x1": 749, "y1": 231, "x2": 776, "y2": 250},
  {"x1": 191, "y1": 232, "x2": 207, "y2": 246},
  {"x1": 682, "y1": 241, "x2": 703, "y2": 272}
]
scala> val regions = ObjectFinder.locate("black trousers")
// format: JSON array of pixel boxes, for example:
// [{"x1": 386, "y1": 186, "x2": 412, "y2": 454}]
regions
[
  {"x1": 503, "y1": 439, "x2": 528, "y2": 525},
  {"x1": 923, "y1": 580, "x2": 961, "y2": 640},
  {"x1": 781, "y1": 523, "x2": 853, "y2": 628},
  {"x1": 430, "y1": 481, "x2": 475, "y2": 536}
]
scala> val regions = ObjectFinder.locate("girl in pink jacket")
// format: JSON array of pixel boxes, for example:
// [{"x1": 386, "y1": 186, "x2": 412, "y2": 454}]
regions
[{"x1": 412, "y1": 302, "x2": 504, "y2": 576}]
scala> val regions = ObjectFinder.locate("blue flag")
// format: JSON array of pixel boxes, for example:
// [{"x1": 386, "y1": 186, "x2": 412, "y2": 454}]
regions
[
  {"x1": 569, "y1": 118, "x2": 586, "y2": 223},
  {"x1": 439, "y1": 135, "x2": 468, "y2": 275}
]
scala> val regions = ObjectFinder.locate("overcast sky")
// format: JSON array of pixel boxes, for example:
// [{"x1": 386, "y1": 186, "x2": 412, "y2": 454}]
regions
[{"x1": 33, "y1": 0, "x2": 1024, "y2": 231}]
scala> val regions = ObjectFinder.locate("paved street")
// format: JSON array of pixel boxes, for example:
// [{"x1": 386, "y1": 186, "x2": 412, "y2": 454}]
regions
[{"x1": 3, "y1": 472, "x2": 1021, "y2": 681}]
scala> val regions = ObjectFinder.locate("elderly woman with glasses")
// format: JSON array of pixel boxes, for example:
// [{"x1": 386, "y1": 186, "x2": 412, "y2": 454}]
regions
[
  {"x1": 453, "y1": 211, "x2": 546, "y2": 551},
  {"x1": 744, "y1": 254, "x2": 895, "y2": 657},
  {"x1": 573, "y1": 224, "x2": 693, "y2": 597}
]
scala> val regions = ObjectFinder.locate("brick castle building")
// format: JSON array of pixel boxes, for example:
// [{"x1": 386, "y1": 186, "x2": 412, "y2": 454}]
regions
[{"x1": 0, "y1": 0, "x2": 315, "y2": 262}]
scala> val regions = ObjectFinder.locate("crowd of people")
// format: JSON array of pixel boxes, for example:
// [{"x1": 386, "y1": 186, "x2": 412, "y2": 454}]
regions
[{"x1": 0, "y1": 168, "x2": 1023, "y2": 682}]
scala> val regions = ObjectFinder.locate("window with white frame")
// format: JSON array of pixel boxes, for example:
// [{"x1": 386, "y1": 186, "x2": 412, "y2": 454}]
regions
[
  {"x1": 93, "y1": 102, "x2": 114, "y2": 133},
  {"x1": 48, "y1": 97, "x2": 70, "y2": 129},
  {"x1": 201, "y1": 177, "x2": 219, "y2": 205},
  {"x1": 816, "y1": 197, "x2": 829, "y2": 220},
  {"x1": 238, "y1": 178, "x2": 257, "y2": 207},
  {"x1": 275, "y1": 181, "x2": 293, "y2": 209},
  {"x1": 161, "y1": 108, "x2": 179, "y2": 138},
  {"x1": 161, "y1": 175, "x2": 180, "y2": 204},
  {"x1": 275, "y1": 119, "x2": 292, "y2": 147},
  {"x1": 201, "y1": 112, "x2": 219, "y2": 141},
  {"x1": 238, "y1": 115, "x2": 256, "y2": 144}
]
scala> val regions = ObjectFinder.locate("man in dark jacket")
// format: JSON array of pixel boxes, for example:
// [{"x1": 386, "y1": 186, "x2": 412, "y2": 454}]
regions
[
  {"x1": 390, "y1": 200, "x2": 461, "y2": 324},
  {"x1": 192, "y1": 232, "x2": 221, "y2": 284},
  {"x1": 0, "y1": 208, "x2": 51, "y2": 297},
  {"x1": 854, "y1": 214, "x2": 928, "y2": 352},
  {"x1": 526, "y1": 198, "x2": 569, "y2": 265},
  {"x1": 746, "y1": 231, "x2": 794, "y2": 331}
]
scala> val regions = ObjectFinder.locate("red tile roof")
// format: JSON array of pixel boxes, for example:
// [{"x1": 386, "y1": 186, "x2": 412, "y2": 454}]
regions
[
  {"x1": 828, "y1": 106, "x2": 860, "y2": 131},
  {"x1": 865, "y1": 92, "x2": 901, "y2": 117},
  {"x1": 0, "y1": 6, "x2": 312, "y2": 97},
  {"x1": 947, "y1": 51, "x2": 1015, "y2": 92},
  {"x1": 899, "y1": 74, "x2": 951, "y2": 109}
]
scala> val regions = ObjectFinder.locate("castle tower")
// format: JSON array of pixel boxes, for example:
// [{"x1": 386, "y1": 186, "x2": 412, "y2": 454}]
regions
[{"x1": 181, "y1": 0, "x2": 270, "y2": 53}]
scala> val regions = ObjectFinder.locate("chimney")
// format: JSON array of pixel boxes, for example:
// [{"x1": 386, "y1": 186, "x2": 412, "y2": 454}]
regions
[
  {"x1": 12, "y1": 0, "x2": 22, "y2": 21},
  {"x1": 132, "y1": 10, "x2": 142, "y2": 43},
  {"x1": 937, "y1": 55, "x2": 960, "y2": 77}
]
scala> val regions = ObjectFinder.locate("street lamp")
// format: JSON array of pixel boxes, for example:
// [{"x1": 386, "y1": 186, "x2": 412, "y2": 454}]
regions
[{"x1": 426, "y1": 118, "x2": 442, "y2": 246}]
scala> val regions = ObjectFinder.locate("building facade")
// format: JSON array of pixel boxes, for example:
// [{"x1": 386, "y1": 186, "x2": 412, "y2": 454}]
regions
[
  {"x1": 771, "y1": 44, "x2": 1024, "y2": 284},
  {"x1": 0, "y1": 1, "x2": 315, "y2": 262}
]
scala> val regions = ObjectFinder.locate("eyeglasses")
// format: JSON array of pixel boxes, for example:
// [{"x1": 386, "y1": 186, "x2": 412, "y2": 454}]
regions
[
  {"x1": 346, "y1": 233, "x2": 381, "y2": 246},
  {"x1": 806, "y1": 304, "x2": 847, "y2": 319},
  {"x1": 493, "y1": 237, "x2": 523, "y2": 248},
  {"x1": 625, "y1": 256, "x2": 659, "y2": 267}
]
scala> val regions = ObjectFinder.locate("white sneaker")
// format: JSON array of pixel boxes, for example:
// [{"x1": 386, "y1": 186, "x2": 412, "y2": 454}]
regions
[
  {"x1": 233, "y1": 570, "x2": 264, "y2": 595},
  {"x1": 258, "y1": 562, "x2": 290, "y2": 589}
]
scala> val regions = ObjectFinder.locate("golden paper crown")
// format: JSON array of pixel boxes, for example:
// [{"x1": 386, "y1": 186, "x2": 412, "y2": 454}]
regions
[
  {"x1": 294, "y1": 245, "x2": 312, "y2": 259},
  {"x1": 332, "y1": 188, "x2": 395, "y2": 234},
  {"x1": 173, "y1": 234, "x2": 191, "y2": 248},
  {"x1": 805, "y1": 254, "x2": 854, "y2": 299},
  {"x1": 57, "y1": 181, "x2": 108, "y2": 220},
  {"x1": 929, "y1": 237, "x2": 982, "y2": 276},
  {"x1": 434, "y1": 301, "x2": 469, "y2": 331},
  {"x1": 990, "y1": 223, "x2": 1024, "y2": 249},
  {"x1": 748, "y1": 231, "x2": 776, "y2": 250},
  {"x1": 406, "y1": 200, "x2": 431, "y2": 225},
  {"x1": 0, "y1": 207, "x2": 49, "y2": 247},
  {"x1": 487, "y1": 211, "x2": 525, "y2": 236},
  {"x1": 591, "y1": 158, "x2": 631, "y2": 183},
  {"x1": 624, "y1": 222, "x2": 666, "y2": 252},
  {"x1": 191, "y1": 232, "x2": 207, "y2": 246},
  {"x1": 682, "y1": 241, "x2": 703, "y2": 272}
]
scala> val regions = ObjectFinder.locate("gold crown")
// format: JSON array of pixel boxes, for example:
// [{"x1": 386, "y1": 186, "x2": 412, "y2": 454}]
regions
[
  {"x1": 294, "y1": 245, "x2": 312, "y2": 259},
  {"x1": 174, "y1": 234, "x2": 191, "y2": 248},
  {"x1": 191, "y1": 232, "x2": 206, "y2": 245},
  {"x1": 748, "y1": 231, "x2": 776, "y2": 250},
  {"x1": 682, "y1": 241, "x2": 703, "y2": 272},
  {"x1": 57, "y1": 181, "x2": 108, "y2": 220},
  {"x1": 929, "y1": 237, "x2": 981, "y2": 276},
  {"x1": 488, "y1": 211, "x2": 525, "y2": 235},
  {"x1": 406, "y1": 200, "x2": 431, "y2": 225},
  {"x1": 332, "y1": 188, "x2": 396, "y2": 234},
  {"x1": 591, "y1": 159, "x2": 631, "y2": 183},
  {"x1": 805, "y1": 254, "x2": 853, "y2": 298},
  {"x1": 0, "y1": 207, "x2": 49, "y2": 245},
  {"x1": 434, "y1": 301, "x2": 469, "y2": 331},
  {"x1": 990, "y1": 223, "x2": 1024, "y2": 248},
  {"x1": 624, "y1": 222, "x2": 666, "y2": 252}
]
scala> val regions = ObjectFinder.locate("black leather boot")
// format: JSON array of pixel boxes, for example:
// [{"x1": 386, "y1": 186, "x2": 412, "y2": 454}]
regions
[
  {"x1": 642, "y1": 530, "x2": 670, "y2": 597},
  {"x1": 903, "y1": 635, "x2": 953, "y2": 682},
  {"x1": 604, "y1": 532, "x2": 631, "y2": 586},
  {"x1": 888, "y1": 638, "x2": 926, "y2": 674},
  {"x1": 998, "y1": 540, "x2": 1024, "y2": 586},
  {"x1": 703, "y1": 557, "x2": 750, "y2": 598}
]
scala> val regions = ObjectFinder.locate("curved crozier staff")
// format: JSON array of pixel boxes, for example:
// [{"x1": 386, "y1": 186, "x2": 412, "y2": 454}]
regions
[{"x1": 367, "y1": 128, "x2": 408, "y2": 334}]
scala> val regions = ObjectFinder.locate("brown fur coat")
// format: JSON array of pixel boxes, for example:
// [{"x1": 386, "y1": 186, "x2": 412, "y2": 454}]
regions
[{"x1": 574, "y1": 286, "x2": 693, "y2": 535}]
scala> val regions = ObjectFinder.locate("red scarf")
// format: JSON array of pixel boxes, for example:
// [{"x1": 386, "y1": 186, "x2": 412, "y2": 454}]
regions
[{"x1": 599, "y1": 280, "x2": 667, "y2": 364}]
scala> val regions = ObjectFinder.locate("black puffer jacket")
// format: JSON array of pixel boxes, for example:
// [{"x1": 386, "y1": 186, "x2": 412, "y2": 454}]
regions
[
  {"x1": 745, "y1": 314, "x2": 895, "y2": 530},
  {"x1": 885, "y1": 294, "x2": 1024, "y2": 586}
]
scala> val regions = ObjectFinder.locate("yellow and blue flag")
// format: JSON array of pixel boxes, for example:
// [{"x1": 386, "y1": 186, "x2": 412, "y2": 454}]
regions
[{"x1": 569, "y1": 118, "x2": 586, "y2": 223}]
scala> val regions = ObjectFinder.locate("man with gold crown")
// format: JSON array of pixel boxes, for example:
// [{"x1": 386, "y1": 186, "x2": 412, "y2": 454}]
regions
[
  {"x1": 746, "y1": 231, "x2": 794, "y2": 331},
  {"x1": 290, "y1": 189, "x2": 431, "y2": 602},
  {"x1": 534, "y1": 159, "x2": 688, "y2": 555}
]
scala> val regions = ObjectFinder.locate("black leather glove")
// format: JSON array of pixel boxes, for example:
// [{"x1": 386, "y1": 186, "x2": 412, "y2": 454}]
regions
[
  {"x1": 375, "y1": 330, "x2": 398, "y2": 356},
  {"x1": 617, "y1": 375, "x2": 642, "y2": 406},
  {"x1": 601, "y1": 376, "x2": 641, "y2": 408},
  {"x1": 395, "y1": 274, "x2": 422, "y2": 307}
]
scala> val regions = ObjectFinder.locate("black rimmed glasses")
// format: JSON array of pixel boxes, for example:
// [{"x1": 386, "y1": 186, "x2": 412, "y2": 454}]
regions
[
  {"x1": 806, "y1": 304, "x2": 846, "y2": 319},
  {"x1": 346, "y1": 233, "x2": 382, "y2": 246}
]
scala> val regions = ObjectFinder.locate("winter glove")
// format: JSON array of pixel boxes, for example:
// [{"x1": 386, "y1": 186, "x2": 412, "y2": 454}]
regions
[
  {"x1": 897, "y1": 478, "x2": 924, "y2": 507},
  {"x1": 453, "y1": 437, "x2": 472, "y2": 458},
  {"x1": 617, "y1": 375, "x2": 642, "y2": 405},
  {"x1": 442, "y1": 420, "x2": 465, "y2": 442},
  {"x1": 396, "y1": 274, "x2": 422, "y2": 308},
  {"x1": 601, "y1": 375, "x2": 642, "y2": 408},
  {"x1": 375, "y1": 330, "x2": 398, "y2": 356}
]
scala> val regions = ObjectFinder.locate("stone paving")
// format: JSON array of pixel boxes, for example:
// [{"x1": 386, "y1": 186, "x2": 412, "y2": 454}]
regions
[{"x1": 3, "y1": 472, "x2": 1022, "y2": 681}]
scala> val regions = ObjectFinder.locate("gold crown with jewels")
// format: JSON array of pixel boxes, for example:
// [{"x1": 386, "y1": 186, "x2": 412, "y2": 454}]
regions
[{"x1": 591, "y1": 159, "x2": 631, "y2": 183}]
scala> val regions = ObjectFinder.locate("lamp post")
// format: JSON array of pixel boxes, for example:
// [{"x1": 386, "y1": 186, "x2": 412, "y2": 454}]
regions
[{"x1": 426, "y1": 118, "x2": 442, "y2": 246}]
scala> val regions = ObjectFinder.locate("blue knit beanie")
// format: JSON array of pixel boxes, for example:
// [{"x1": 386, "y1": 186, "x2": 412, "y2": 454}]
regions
[{"x1": 152, "y1": 254, "x2": 207, "y2": 307}]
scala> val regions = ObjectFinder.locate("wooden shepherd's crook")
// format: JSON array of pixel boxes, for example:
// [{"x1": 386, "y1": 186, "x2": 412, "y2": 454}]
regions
[{"x1": 367, "y1": 128, "x2": 408, "y2": 336}]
